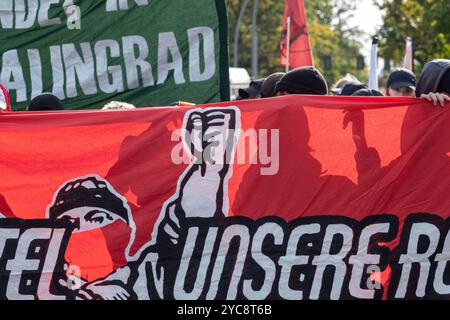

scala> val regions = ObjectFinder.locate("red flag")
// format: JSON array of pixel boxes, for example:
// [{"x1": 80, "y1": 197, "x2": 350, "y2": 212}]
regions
[{"x1": 280, "y1": 0, "x2": 314, "y2": 68}]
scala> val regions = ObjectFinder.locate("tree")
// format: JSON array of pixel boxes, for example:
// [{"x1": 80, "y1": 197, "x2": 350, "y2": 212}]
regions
[
  {"x1": 376, "y1": 0, "x2": 450, "y2": 74},
  {"x1": 227, "y1": 0, "x2": 368, "y2": 87}
]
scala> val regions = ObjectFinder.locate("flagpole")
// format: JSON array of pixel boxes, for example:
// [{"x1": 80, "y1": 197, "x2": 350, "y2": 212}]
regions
[
  {"x1": 403, "y1": 37, "x2": 413, "y2": 72},
  {"x1": 368, "y1": 36, "x2": 378, "y2": 91},
  {"x1": 286, "y1": 16, "x2": 291, "y2": 73},
  {"x1": 251, "y1": 0, "x2": 260, "y2": 79},
  {"x1": 411, "y1": 37, "x2": 414, "y2": 74},
  {"x1": 233, "y1": 0, "x2": 251, "y2": 67}
]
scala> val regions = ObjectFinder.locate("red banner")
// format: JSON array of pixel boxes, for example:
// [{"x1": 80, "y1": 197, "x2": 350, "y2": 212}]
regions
[
  {"x1": 280, "y1": 0, "x2": 314, "y2": 68},
  {"x1": 0, "y1": 96, "x2": 449, "y2": 300}
]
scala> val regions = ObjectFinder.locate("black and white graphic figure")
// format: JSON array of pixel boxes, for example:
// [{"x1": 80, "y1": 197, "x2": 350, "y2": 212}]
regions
[
  {"x1": 75, "y1": 107, "x2": 241, "y2": 300},
  {"x1": 46, "y1": 175, "x2": 137, "y2": 260},
  {"x1": 47, "y1": 176, "x2": 132, "y2": 231}
]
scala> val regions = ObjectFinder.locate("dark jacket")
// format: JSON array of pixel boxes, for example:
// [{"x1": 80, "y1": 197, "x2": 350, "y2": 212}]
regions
[{"x1": 416, "y1": 59, "x2": 450, "y2": 96}]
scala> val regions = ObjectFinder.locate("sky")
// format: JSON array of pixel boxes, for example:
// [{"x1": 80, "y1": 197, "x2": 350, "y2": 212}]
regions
[{"x1": 346, "y1": 0, "x2": 384, "y2": 57}]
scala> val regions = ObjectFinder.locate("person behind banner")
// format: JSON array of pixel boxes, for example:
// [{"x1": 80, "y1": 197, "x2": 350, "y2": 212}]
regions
[
  {"x1": 351, "y1": 88, "x2": 383, "y2": 97},
  {"x1": 339, "y1": 81, "x2": 368, "y2": 96},
  {"x1": 102, "y1": 101, "x2": 136, "y2": 110},
  {"x1": 236, "y1": 78, "x2": 265, "y2": 100},
  {"x1": 385, "y1": 68, "x2": 416, "y2": 97},
  {"x1": 417, "y1": 59, "x2": 450, "y2": 107},
  {"x1": 28, "y1": 93, "x2": 65, "y2": 111},
  {"x1": 274, "y1": 66, "x2": 328, "y2": 96},
  {"x1": 331, "y1": 74, "x2": 360, "y2": 95},
  {"x1": 260, "y1": 72, "x2": 285, "y2": 98},
  {"x1": 0, "y1": 84, "x2": 11, "y2": 112}
]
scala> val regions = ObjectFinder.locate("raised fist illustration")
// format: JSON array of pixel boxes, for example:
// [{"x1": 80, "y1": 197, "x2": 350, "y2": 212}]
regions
[
  {"x1": 157, "y1": 107, "x2": 241, "y2": 245},
  {"x1": 186, "y1": 109, "x2": 236, "y2": 167},
  {"x1": 73, "y1": 107, "x2": 241, "y2": 300}
]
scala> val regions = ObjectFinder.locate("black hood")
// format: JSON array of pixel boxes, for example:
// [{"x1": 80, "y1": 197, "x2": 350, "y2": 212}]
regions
[
  {"x1": 416, "y1": 59, "x2": 450, "y2": 96},
  {"x1": 49, "y1": 176, "x2": 129, "y2": 223}
]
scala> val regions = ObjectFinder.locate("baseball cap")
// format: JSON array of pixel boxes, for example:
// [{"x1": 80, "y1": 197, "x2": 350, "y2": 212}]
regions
[
  {"x1": 352, "y1": 88, "x2": 384, "y2": 96},
  {"x1": 387, "y1": 68, "x2": 416, "y2": 90},
  {"x1": 261, "y1": 72, "x2": 285, "y2": 98},
  {"x1": 340, "y1": 81, "x2": 368, "y2": 96},
  {"x1": 238, "y1": 79, "x2": 265, "y2": 99}
]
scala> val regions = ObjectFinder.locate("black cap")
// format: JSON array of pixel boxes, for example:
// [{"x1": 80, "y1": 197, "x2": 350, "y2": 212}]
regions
[
  {"x1": 49, "y1": 176, "x2": 129, "y2": 223},
  {"x1": 386, "y1": 68, "x2": 416, "y2": 90},
  {"x1": 261, "y1": 72, "x2": 285, "y2": 98},
  {"x1": 274, "y1": 66, "x2": 328, "y2": 95},
  {"x1": 238, "y1": 79, "x2": 265, "y2": 99},
  {"x1": 28, "y1": 93, "x2": 65, "y2": 111},
  {"x1": 352, "y1": 88, "x2": 384, "y2": 96},
  {"x1": 340, "y1": 81, "x2": 368, "y2": 96}
]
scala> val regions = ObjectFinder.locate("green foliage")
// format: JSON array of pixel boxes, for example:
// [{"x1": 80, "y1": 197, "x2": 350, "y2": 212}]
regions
[
  {"x1": 227, "y1": 0, "x2": 368, "y2": 88},
  {"x1": 376, "y1": 0, "x2": 450, "y2": 75}
]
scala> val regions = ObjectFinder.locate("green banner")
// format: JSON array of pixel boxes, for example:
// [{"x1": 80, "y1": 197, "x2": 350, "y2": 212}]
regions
[{"x1": 0, "y1": 0, "x2": 229, "y2": 110}]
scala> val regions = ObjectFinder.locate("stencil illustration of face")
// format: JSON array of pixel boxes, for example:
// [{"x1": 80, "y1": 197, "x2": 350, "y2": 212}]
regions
[{"x1": 48, "y1": 176, "x2": 133, "y2": 280}]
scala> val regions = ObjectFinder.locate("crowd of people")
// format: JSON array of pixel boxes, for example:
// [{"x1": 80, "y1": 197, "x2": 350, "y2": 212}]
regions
[
  {"x1": 235, "y1": 58, "x2": 450, "y2": 107},
  {"x1": 0, "y1": 59, "x2": 449, "y2": 114},
  {"x1": 0, "y1": 90, "x2": 137, "y2": 112}
]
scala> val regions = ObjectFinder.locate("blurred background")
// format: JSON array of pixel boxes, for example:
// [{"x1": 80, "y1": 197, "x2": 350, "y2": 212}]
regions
[{"x1": 227, "y1": 0, "x2": 450, "y2": 88}]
